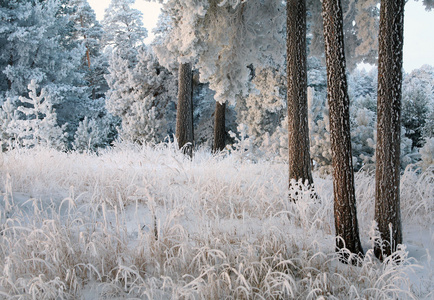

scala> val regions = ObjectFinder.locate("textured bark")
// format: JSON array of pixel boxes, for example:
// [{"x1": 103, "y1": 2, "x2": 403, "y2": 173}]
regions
[
  {"x1": 176, "y1": 63, "x2": 194, "y2": 157},
  {"x1": 374, "y1": 0, "x2": 404, "y2": 261},
  {"x1": 287, "y1": 0, "x2": 313, "y2": 187},
  {"x1": 322, "y1": 0, "x2": 364, "y2": 260},
  {"x1": 213, "y1": 101, "x2": 226, "y2": 152}
]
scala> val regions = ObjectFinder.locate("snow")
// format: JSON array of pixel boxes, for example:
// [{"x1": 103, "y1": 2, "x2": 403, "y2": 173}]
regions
[{"x1": 1, "y1": 145, "x2": 432, "y2": 299}]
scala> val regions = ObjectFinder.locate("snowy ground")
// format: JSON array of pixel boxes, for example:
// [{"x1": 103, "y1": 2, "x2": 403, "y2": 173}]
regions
[{"x1": 0, "y1": 144, "x2": 433, "y2": 299}]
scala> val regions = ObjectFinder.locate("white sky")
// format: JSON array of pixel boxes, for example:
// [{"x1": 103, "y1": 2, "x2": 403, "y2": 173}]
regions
[{"x1": 88, "y1": 0, "x2": 434, "y2": 73}]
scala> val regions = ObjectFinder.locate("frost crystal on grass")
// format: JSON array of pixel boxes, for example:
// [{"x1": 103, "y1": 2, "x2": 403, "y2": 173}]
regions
[{"x1": 0, "y1": 145, "x2": 432, "y2": 298}]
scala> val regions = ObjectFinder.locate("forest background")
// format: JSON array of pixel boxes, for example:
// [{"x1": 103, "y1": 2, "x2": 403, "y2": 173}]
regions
[
  {"x1": 0, "y1": 0, "x2": 433, "y2": 172},
  {"x1": 0, "y1": 0, "x2": 433, "y2": 298}
]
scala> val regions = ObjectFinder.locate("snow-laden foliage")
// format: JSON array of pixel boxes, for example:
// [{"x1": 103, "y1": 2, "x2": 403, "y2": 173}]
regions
[
  {"x1": 235, "y1": 67, "x2": 286, "y2": 147},
  {"x1": 0, "y1": 0, "x2": 85, "y2": 98},
  {"x1": 0, "y1": 0, "x2": 88, "y2": 133},
  {"x1": 307, "y1": 0, "x2": 380, "y2": 70},
  {"x1": 103, "y1": 0, "x2": 177, "y2": 144},
  {"x1": 105, "y1": 47, "x2": 177, "y2": 144},
  {"x1": 227, "y1": 65, "x2": 429, "y2": 173},
  {"x1": 0, "y1": 98, "x2": 17, "y2": 151},
  {"x1": 0, "y1": 145, "x2": 432, "y2": 298},
  {"x1": 67, "y1": 0, "x2": 108, "y2": 99},
  {"x1": 353, "y1": 0, "x2": 380, "y2": 66},
  {"x1": 0, "y1": 0, "x2": 114, "y2": 149},
  {"x1": 308, "y1": 87, "x2": 333, "y2": 174},
  {"x1": 155, "y1": 0, "x2": 285, "y2": 105},
  {"x1": 2, "y1": 81, "x2": 67, "y2": 150},
  {"x1": 418, "y1": 138, "x2": 434, "y2": 170},
  {"x1": 402, "y1": 65, "x2": 434, "y2": 148},
  {"x1": 73, "y1": 115, "x2": 115, "y2": 153},
  {"x1": 102, "y1": 0, "x2": 147, "y2": 62},
  {"x1": 350, "y1": 106, "x2": 376, "y2": 170}
]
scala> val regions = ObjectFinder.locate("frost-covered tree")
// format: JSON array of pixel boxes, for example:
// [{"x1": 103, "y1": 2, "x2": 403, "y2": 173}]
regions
[
  {"x1": 155, "y1": 0, "x2": 285, "y2": 155},
  {"x1": 322, "y1": 0, "x2": 364, "y2": 261},
  {"x1": 0, "y1": 0, "x2": 88, "y2": 146},
  {"x1": 103, "y1": 0, "x2": 176, "y2": 145},
  {"x1": 374, "y1": 0, "x2": 405, "y2": 261},
  {"x1": 402, "y1": 85, "x2": 430, "y2": 149},
  {"x1": 7, "y1": 80, "x2": 67, "y2": 149},
  {"x1": 155, "y1": 0, "x2": 285, "y2": 105},
  {"x1": 350, "y1": 106, "x2": 376, "y2": 170},
  {"x1": 66, "y1": 0, "x2": 108, "y2": 99},
  {"x1": 73, "y1": 115, "x2": 113, "y2": 152},
  {"x1": 418, "y1": 137, "x2": 434, "y2": 170},
  {"x1": 308, "y1": 87, "x2": 333, "y2": 174},
  {"x1": 235, "y1": 67, "x2": 286, "y2": 148},
  {"x1": 0, "y1": 0, "x2": 85, "y2": 99},
  {"x1": 401, "y1": 65, "x2": 434, "y2": 148},
  {"x1": 102, "y1": 0, "x2": 147, "y2": 61},
  {"x1": 105, "y1": 47, "x2": 177, "y2": 144},
  {"x1": 0, "y1": 98, "x2": 19, "y2": 151}
]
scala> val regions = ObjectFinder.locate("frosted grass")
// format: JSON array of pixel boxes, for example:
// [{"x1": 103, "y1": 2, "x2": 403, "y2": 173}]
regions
[{"x1": 0, "y1": 144, "x2": 432, "y2": 299}]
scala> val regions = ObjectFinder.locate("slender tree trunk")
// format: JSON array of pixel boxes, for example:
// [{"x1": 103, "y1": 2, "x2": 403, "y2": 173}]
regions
[
  {"x1": 213, "y1": 101, "x2": 226, "y2": 152},
  {"x1": 80, "y1": 16, "x2": 92, "y2": 70},
  {"x1": 7, "y1": 55, "x2": 13, "y2": 90},
  {"x1": 287, "y1": 0, "x2": 313, "y2": 187},
  {"x1": 322, "y1": 0, "x2": 364, "y2": 261},
  {"x1": 374, "y1": 0, "x2": 404, "y2": 261},
  {"x1": 176, "y1": 62, "x2": 194, "y2": 157}
]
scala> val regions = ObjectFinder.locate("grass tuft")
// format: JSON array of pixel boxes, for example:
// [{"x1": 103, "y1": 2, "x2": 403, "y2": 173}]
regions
[{"x1": 0, "y1": 144, "x2": 432, "y2": 298}]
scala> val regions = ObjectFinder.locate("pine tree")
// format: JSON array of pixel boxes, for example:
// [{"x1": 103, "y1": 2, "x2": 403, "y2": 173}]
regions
[
  {"x1": 102, "y1": 0, "x2": 178, "y2": 145},
  {"x1": 102, "y1": 0, "x2": 147, "y2": 61},
  {"x1": 73, "y1": 116, "x2": 112, "y2": 152},
  {"x1": 308, "y1": 87, "x2": 333, "y2": 174},
  {"x1": 287, "y1": 0, "x2": 313, "y2": 188},
  {"x1": 0, "y1": 0, "x2": 87, "y2": 146},
  {"x1": 374, "y1": 0, "x2": 405, "y2": 261},
  {"x1": 235, "y1": 67, "x2": 286, "y2": 149},
  {"x1": 0, "y1": 98, "x2": 19, "y2": 151},
  {"x1": 66, "y1": 0, "x2": 108, "y2": 99},
  {"x1": 155, "y1": 0, "x2": 286, "y2": 153},
  {"x1": 308, "y1": 0, "x2": 380, "y2": 71},
  {"x1": 11, "y1": 80, "x2": 67, "y2": 149},
  {"x1": 105, "y1": 47, "x2": 177, "y2": 144},
  {"x1": 401, "y1": 65, "x2": 433, "y2": 149},
  {"x1": 176, "y1": 63, "x2": 194, "y2": 157},
  {"x1": 213, "y1": 102, "x2": 226, "y2": 152},
  {"x1": 322, "y1": 0, "x2": 364, "y2": 262}
]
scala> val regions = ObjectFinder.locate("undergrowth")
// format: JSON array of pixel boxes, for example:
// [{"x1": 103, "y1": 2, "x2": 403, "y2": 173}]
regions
[{"x1": 0, "y1": 144, "x2": 432, "y2": 299}]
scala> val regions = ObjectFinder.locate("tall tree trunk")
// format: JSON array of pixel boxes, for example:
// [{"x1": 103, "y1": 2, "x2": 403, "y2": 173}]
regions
[
  {"x1": 213, "y1": 101, "x2": 226, "y2": 152},
  {"x1": 176, "y1": 62, "x2": 194, "y2": 157},
  {"x1": 287, "y1": 0, "x2": 313, "y2": 188},
  {"x1": 322, "y1": 0, "x2": 364, "y2": 261},
  {"x1": 374, "y1": 0, "x2": 404, "y2": 261},
  {"x1": 7, "y1": 55, "x2": 13, "y2": 90}
]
